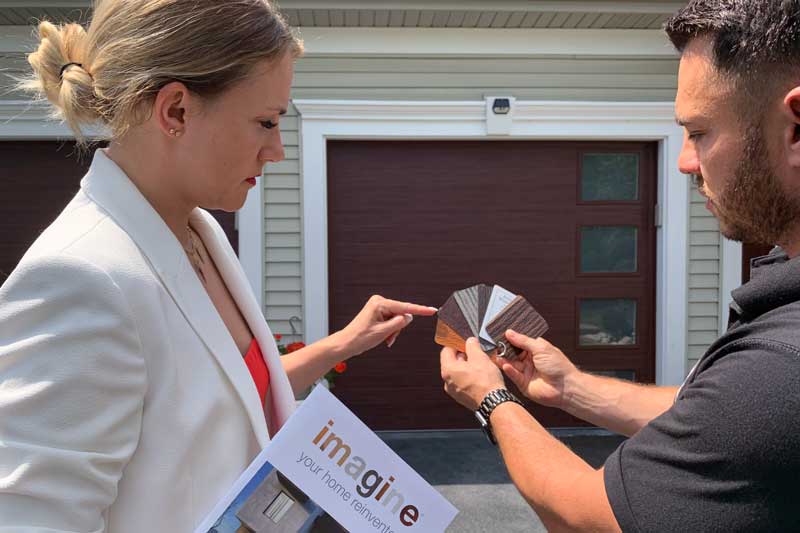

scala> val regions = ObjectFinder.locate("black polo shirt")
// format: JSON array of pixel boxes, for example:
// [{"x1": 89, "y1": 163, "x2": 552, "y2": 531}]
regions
[{"x1": 604, "y1": 249, "x2": 800, "y2": 532}]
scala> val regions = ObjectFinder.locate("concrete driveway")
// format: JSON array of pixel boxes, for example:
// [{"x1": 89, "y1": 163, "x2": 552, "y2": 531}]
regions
[{"x1": 380, "y1": 430, "x2": 625, "y2": 532}]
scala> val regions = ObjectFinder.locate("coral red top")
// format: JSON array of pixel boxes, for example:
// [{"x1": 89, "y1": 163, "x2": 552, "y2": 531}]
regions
[{"x1": 243, "y1": 338, "x2": 270, "y2": 407}]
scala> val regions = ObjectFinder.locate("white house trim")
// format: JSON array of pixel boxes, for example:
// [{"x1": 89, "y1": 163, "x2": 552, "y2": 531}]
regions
[
  {"x1": 297, "y1": 27, "x2": 677, "y2": 57},
  {"x1": 0, "y1": 99, "x2": 264, "y2": 303},
  {"x1": 294, "y1": 98, "x2": 688, "y2": 386},
  {"x1": 719, "y1": 237, "x2": 742, "y2": 334},
  {"x1": 0, "y1": 100, "x2": 77, "y2": 138}
]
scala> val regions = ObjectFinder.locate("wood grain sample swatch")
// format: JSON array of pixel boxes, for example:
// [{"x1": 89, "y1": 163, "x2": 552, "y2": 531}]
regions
[
  {"x1": 477, "y1": 284, "x2": 492, "y2": 324},
  {"x1": 476, "y1": 284, "x2": 495, "y2": 351},
  {"x1": 437, "y1": 293, "x2": 473, "y2": 340},
  {"x1": 486, "y1": 295, "x2": 549, "y2": 360},
  {"x1": 454, "y1": 285, "x2": 480, "y2": 337},
  {"x1": 434, "y1": 319, "x2": 467, "y2": 352}
]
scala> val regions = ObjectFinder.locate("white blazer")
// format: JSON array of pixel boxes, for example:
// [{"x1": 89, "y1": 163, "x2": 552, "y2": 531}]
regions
[{"x1": 0, "y1": 150, "x2": 296, "y2": 532}]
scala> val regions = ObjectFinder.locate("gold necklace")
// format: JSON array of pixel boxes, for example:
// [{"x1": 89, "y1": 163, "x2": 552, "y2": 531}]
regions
[{"x1": 182, "y1": 226, "x2": 207, "y2": 284}]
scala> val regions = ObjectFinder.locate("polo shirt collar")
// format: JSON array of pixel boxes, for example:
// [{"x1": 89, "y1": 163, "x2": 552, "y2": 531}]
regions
[{"x1": 730, "y1": 248, "x2": 800, "y2": 323}]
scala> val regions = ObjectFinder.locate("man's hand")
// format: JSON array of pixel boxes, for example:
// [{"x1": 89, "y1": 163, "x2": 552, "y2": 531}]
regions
[
  {"x1": 440, "y1": 337, "x2": 506, "y2": 411},
  {"x1": 498, "y1": 329, "x2": 580, "y2": 409}
]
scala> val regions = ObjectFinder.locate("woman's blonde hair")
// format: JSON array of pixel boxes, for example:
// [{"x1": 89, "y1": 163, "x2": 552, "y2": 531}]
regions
[{"x1": 21, "y1": 0, "x2": 303, "y2": 143}]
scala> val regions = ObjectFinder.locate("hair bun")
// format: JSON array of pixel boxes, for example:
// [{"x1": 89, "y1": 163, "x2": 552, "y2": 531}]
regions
[
  {"x1": 19, "y1": 0, "x2": 303, "y2": 146},
  {"x1": 22, "y1": 20, "x2": 100, "y2": 139},
  {"x1": 59, "y1": 62, "x2": 86, "y2": 79}
]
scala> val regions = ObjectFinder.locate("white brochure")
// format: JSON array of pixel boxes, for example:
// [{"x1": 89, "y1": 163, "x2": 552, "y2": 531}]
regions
[{"x1": 196, "y1": 384, "x2": 458, "y2": 533}]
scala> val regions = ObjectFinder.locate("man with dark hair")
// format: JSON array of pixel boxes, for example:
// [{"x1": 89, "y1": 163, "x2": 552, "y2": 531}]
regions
[{"x1": 439, "y1": 1, "x2": 800, "y2": 531}]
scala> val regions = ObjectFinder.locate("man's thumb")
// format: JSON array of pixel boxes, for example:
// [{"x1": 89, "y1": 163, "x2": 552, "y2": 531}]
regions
[
  {"x1": 501, "y1": 363, "x2": 524, "y2": 388},
  {"x1": 506, "y1": 329, "x2": 550, "y2": 352}
]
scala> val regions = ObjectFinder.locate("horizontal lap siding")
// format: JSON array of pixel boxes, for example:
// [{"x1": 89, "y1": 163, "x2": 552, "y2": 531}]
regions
[
  {"x1": 688, "y1": 186, "x2": 719, "y2": 366},
  {"x1": 292, "y1": 56, "x2": 679, "y2": 101},
  {"x1": 1, "y1": 53, "x2": 30, "y2": 100},
  {"x1": 265, "y1": 108, "x2": 304, "y2": 342}
]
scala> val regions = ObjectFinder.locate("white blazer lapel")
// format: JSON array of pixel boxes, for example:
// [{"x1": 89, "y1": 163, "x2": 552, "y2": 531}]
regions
[
  {"x1": 191, "y1": 210, "x2": 296, "y2": 433},
  {"x1": 80, "y1": 150, "x2": 271, "y2": 448}
]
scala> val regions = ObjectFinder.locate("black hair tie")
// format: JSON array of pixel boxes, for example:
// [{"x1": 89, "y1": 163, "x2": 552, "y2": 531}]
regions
[{"x1": 59, "y1": 62, "x2": 83, "y2": 79}]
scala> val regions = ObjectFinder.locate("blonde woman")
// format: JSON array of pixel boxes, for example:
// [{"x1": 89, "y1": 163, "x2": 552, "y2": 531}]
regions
[{"x1": 0, "y1": 1, "x2": 436, "y2": 531}]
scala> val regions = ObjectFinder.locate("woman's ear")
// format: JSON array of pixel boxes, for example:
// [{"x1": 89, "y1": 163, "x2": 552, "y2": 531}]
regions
[
  {"x1": 153, "y1": 81, "x2": 190, "y2": 138},
  {"x1": 782, "y1": 87, "x2": 800, "y2": 168}
]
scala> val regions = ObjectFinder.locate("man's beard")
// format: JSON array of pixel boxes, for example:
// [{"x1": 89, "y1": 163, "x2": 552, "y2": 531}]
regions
[{"x1": 702, "y1": 124, "x2": 800, "y2": 245}]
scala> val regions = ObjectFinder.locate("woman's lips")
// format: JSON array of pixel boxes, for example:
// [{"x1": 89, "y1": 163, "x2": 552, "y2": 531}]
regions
[{"x1": 245, "y1": 177, "x2": 257, "y2": 186}]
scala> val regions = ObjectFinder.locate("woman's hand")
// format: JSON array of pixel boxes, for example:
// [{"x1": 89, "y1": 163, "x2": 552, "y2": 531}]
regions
[
  {"x1": 496, "y1": 329, "x2": 579, "y2": 409},
  {"x1": 336, "y1": 295, "x2": 437, "y2": 357}
]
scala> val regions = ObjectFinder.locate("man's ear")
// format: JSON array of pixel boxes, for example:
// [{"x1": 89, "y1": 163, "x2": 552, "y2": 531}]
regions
[
  {"x1": 782, "y1": 87, "x2": 800, "y2": 168},
  {"x1": 152, "y1": 81, "x2": 191, "y2": 138}
]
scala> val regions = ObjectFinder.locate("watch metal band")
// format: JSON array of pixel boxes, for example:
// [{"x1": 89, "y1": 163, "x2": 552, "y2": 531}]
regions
[{"x1": 475, "y1": 388, "x2": 523, "y2": 444}]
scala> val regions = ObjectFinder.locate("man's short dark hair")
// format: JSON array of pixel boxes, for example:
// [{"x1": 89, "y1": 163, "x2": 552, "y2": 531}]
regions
[{"x1": 665, "y1": 0, "x2": 800, "y2": 96}]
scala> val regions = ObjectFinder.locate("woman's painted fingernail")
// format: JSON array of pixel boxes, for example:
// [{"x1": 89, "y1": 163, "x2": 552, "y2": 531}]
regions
[
  {"x1": 404, "y1": 313, "x2": 414, "y2": 324},
  {"x1": 387, "y1": 336, "x2": 397, "y2": 348}
]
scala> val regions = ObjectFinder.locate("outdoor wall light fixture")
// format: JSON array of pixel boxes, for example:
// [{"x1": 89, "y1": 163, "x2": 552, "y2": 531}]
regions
[
  {"x1": 492, "y1": 98, "x2": 511, "y2": 115},
  {"x1": 486, "y1": 95, "x2": 514, "y2": 135}
]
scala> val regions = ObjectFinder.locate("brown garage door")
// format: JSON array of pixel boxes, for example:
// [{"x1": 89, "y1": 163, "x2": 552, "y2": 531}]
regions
[
  {"x1": 328, "y1": 140, "x2": 657, "y2": 429},
  {"x1": 1, "y1": 142, "x2": 237, "y2": 285}
]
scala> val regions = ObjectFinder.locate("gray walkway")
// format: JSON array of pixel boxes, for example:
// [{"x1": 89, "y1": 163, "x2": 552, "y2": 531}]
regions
[{"x1": 379, "y1": 430, "x2": 625, "y2": 532}]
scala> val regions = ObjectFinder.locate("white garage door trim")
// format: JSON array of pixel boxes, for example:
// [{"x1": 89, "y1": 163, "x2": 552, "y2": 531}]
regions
[
  {"x1": 0, "y1": 100, "x2": 264, "y2": 308},
  {"x1": 294, "y1": 98, "x2": 692, "y2": 386}
]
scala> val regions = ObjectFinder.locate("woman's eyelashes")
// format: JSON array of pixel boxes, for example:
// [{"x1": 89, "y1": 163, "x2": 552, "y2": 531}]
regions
[{"x1": 260, "y1": 120, "x2": 278, "y2": 130}]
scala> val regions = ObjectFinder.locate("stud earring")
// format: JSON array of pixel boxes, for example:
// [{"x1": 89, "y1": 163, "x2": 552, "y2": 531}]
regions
[{"x1": 169, "y1": 128, "x2": 183, "y2": 137}]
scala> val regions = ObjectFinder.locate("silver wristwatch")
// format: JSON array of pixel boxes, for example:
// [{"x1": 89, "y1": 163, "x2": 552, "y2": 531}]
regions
[{"x1": 475, "y1": 388, "x2": 523, "y2": 445}]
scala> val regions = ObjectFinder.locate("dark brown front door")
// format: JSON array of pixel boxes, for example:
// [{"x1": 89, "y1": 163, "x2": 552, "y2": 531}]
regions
[
  {"x1": 1, "y1": 142, "x2": 237, "y2": 284},
  {"x1": 327, "y1": 140, "x2": 657, "y2": 429}
]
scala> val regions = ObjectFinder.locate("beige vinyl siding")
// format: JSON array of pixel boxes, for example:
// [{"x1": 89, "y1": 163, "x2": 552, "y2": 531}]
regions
[
  {"x1": 290, "y1": 56, "x2": 679, "y2": 101},
  {"x1": 264, "y1": 108, "x2": 304, "y2": 342},
  {"x1": 688, "y1": 186, "x2": 720, "y2": 367},
  {"x1": 1, "y1": 52, "x2": 28, "y2": 100},
  {"x1": 266, "y1": 53, "x2": 719, "y2": 379}
]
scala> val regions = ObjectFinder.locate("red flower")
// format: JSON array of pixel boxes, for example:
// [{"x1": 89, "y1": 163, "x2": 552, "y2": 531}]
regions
[
  {"x1": 286, "y1": 342, "x2": 305, "y2": 353},
  {"x1": 274, "y1": 334, "x2": 282, "y2": 341},
  {"x1": 334, "y1": 362, "x2": 347, "y2": 373}
]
